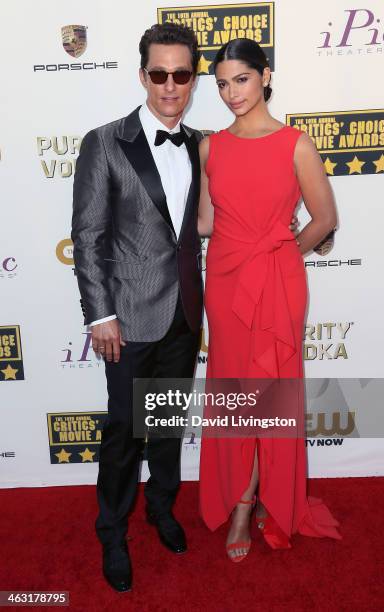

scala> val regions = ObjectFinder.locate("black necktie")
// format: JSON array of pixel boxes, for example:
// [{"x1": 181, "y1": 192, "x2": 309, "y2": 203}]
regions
[{"x1": 154, "y1": 129, "x2": 185, "y2": 147}]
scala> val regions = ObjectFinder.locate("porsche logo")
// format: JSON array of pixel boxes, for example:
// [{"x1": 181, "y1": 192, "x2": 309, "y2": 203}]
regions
[{"x1": 61, "y1": 25, "x2": 87, "y2": 58}]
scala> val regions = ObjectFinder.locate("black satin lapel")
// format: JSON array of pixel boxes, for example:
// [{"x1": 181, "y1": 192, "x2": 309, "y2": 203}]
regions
[
  {"x1": 117, "y1": 129, "x2": 175, "y2": 234},
  {"x1": 179, "y1": 131, "x2": 200, "y2": 240}
]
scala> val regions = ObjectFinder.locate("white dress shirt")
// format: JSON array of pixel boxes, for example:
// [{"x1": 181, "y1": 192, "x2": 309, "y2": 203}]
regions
[{"x1": 90, "y1": 103, "x2": 192, "y2": 327}]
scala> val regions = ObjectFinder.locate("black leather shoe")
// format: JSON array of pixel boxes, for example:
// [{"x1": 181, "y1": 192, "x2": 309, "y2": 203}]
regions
[
  {"x1": 102, "y1": 541, "x2": 132, "y2": 592},
  {"x1": 146, "y1": 509, "x2": 187, "y2": 554}
]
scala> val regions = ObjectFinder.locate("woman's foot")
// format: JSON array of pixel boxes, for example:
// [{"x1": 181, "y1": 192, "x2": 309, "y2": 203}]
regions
[
  {"x1": 255, "y1": 500, "x2": 268, "y2": 521},
  {"x1": 255, "y1": 503, "x2": 292, "y2": 549},
  {"x1": 226, "y1": 497, "x2": 255, "y2": 562}
]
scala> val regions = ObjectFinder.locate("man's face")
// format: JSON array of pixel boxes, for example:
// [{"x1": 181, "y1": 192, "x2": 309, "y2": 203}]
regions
[{"x1": 139, "y1": 43, "x2": 195, "y2": 124}]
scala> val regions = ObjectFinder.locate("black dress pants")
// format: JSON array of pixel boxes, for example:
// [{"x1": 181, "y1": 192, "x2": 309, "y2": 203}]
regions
[{"x1": 95, "y1": 295, "x2": 200, "y2": 547}]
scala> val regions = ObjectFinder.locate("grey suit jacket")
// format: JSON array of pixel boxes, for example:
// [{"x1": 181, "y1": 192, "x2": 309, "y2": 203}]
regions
[{"x1": 71, "y1": 106, "x2": 203, "y2": 341}]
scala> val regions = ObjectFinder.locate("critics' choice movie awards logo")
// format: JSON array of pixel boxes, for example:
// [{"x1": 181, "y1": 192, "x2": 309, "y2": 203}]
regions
[
  {"x1": 318, "y1": 8, "x2": 383, "y2": 57},
  {"x1": 286, "y1": 110, "x2": 384, "y2": 176},
  {"x1": 37, "y1": 136, "x2": 82, "y2": 179},
  {"x1": 0, "y1": 326, "x2": 24, "y2": 381},
  {"x1": 158, "y1": 2, "x2": 274, "y2": 75},
  {"x1": 47, "y1": 412, "x2": 107, "y2": 464},
  {"x1": 33, "y1": 25, "x2": 118, "y2": 73},
  {"x1": 0, "y1": 257, "x2": 18, "y2": 279}
]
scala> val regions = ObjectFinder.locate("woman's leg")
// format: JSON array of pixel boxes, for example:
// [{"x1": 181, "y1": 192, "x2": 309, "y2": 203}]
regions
[{"x1": 226, "y1": 441, "x2": 266, "y2": 559}]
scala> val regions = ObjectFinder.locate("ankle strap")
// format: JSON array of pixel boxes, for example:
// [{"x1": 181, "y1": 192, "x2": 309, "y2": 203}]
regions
[{"x1": 239, "y1": 495, "x2": 256, "y2": 505}]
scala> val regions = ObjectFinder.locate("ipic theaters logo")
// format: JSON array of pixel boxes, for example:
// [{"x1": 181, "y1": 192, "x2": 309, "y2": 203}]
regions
[
  {"x1": 184, "y1": 431, "x2": 200, "y2": 451},
  {"x1": 60, "y1": 331, "x2": 101, "y2": 370},
  {"x1": 0, "y1": 257, "x2": 18, "y2": 279},
  {"x1": 318, "y1": 8, "x2": 383, "y2": 57},
  {"x1": 38, "y1": 136, "x2": 82, "y2": 179},
  {"x1": 47, "y1": 412, "x2": 107, "y2": 464},
  {"x1": 286, "y1": 110, "x2": 384, "y2": 176},
  {"x1": 158, "y1": 2, "x2": 274, "y2": 75},
  {"x1": 304, "y1": 322, "x2": 353, "y2": 361},
  {"x1": 0, "y1": 326, "x2": 25, "y2": 381},
  {"x1": 33, "y1": 25, "x2": 118, "y2": 73}
]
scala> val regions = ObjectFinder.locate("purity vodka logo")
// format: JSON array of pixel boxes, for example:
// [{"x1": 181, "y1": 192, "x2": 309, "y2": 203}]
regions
[{"x1": 318, "y1": 8, "x2": 383, "y2": 56}]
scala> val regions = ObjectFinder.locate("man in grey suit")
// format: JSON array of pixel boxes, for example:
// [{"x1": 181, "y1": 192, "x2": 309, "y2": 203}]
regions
[{"x1": 72, "y1": 23, "x2": 203, "y2": 592}]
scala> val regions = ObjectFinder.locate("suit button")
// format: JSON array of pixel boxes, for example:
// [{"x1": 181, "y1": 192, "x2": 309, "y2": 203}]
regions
[{"x1": 176, "y1": 245, "x2": 181, "y2": 251}]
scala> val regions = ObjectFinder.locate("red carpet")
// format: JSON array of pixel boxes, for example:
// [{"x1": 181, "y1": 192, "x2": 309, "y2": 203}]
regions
[{"x1": 0, "y1": 478, "x2": 383, "y2": 611}]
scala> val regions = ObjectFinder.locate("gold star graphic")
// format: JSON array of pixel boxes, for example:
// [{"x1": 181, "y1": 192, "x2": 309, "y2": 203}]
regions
[
  {"x1": 373, "y1": 154, "x2": 384, "y2": 173},
  {"x1": 346, "y1": 156, "x2": 365, "y2": 174},
  {"x1": 55, "y1": 448, "x2": 72, "y2": 463},
  {"x1": 198, "y1": 54, "x2": 212, "y2": 74},
  {"x1": 1, "y1": 364, "x2": 18, "y2": 380},
  {"x1": 79, "y1": 447, "x2": 95, "y2": 462},
  {"x1": 323, "y1": 157, "x2": 337, "y2": 175}
]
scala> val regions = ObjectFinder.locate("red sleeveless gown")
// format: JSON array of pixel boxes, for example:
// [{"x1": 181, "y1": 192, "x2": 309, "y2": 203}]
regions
[{"x1": 199, "y1": 127, "x2": 341, "y2": 545}]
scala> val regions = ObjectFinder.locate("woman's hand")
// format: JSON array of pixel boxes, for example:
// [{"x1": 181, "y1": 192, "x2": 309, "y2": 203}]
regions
[{"x1": 293, "y1": 133, "x2": 337, "y2": 254}]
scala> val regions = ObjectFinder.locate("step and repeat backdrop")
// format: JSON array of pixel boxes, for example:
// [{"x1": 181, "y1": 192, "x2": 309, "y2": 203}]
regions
[{"x1": 1, "y1": 0, "x2": 383, "y2": 486}]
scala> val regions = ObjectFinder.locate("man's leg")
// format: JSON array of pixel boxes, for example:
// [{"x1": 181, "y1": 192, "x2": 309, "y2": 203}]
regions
[
  {"x1": 95, "y1": 340, "x2": 156, "y2": 547},
  {"x1": 145, "y1": 295, "x2": 200, "y2": 518}
]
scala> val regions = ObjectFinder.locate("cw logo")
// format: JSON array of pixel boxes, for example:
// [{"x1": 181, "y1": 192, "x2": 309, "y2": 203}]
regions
[{"x1": 306, "y1": 411, "x2": 356, "y2": 437}]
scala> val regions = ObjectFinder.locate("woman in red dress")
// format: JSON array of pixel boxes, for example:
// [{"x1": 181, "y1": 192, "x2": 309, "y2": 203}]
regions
[{"x1": 198, "y1": 39, "x2": 341, "y2": 561}]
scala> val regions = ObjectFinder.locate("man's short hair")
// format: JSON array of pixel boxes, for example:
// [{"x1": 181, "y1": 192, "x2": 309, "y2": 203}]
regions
[{"x1": 139, "y1": 23, "x2": 200, "y2": 74}]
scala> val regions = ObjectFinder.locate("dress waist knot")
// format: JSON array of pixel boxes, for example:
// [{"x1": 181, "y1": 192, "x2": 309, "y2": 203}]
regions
[{"x1": 231, "y1": 221, "x2": 297, "y2": 377}]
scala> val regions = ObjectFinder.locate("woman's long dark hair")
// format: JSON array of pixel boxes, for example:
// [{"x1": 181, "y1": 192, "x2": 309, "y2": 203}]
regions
[{"x1": 213, "y1": 38, "x2": 272, "y2": 101}]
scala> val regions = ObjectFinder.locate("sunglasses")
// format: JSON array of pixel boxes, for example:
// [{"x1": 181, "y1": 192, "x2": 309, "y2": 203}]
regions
[{"x1": 143, "y1": 68, "x2": 193, "y2": 85}]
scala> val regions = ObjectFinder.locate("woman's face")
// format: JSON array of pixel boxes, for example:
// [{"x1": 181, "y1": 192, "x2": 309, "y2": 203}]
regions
[{"x1": 215, "y1": 59, "x2": 270, "y2": 116}]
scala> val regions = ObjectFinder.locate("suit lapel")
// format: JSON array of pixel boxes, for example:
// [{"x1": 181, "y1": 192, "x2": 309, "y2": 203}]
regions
[
  {"x1": 117, "y1": 107, "x2": 175, "y2": 234},
  {"x1": 178, "y1": 126, "x2": 200, "y2": 242}
]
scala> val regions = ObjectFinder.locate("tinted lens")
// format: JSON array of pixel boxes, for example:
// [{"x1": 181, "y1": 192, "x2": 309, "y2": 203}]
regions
[
  {"x1": 147, "y1": 70, "x2": 192, "y2": 84},
  {"x1": 148, "y1": 70, "x2": 168, "y2": 84},
  {"x1": 172, "y1": 70, "x2": 192, "y2": 84}
]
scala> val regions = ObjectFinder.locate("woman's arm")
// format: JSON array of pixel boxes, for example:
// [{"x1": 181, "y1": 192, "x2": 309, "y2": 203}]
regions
[
  {"x1": 198, "y1": 136, "x2": 214, "y2": 237},
  {"x1": 294, "y1": 132, "x2": 338, "y2": 255}
]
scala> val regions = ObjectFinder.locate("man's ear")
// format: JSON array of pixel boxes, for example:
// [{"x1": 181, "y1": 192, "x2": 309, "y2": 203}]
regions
[{"x1": 139, "y1": 68, "x2": 147, "y2": 89}]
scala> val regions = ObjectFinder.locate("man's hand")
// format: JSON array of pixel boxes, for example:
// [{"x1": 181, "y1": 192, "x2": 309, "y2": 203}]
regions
[{"x1": 91, "y1": 319, "x2": 126, "y2": 363}]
